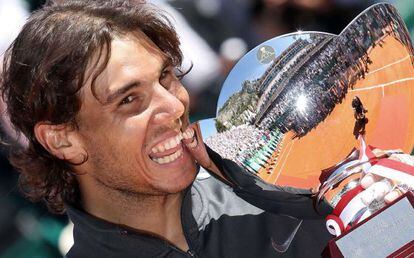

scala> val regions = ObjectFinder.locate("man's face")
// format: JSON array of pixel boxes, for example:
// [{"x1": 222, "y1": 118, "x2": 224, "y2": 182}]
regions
[{"x1": 75, "y1": 35, "x2": 197, "y2": 196}]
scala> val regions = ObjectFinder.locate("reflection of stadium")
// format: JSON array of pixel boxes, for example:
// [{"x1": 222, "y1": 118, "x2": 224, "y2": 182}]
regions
[
  {"x1": 257, "y1": 38, "x2": 316, "y2": 95},
  {"x1": 260, "y1": 4, "x2": 414, "y2": 188},
  {"x1": 207, "y1": 4, "x2": 414, "y2": 179},
  {"x1": 256, "y1": 3, "x2": 414, "y2": 138},
  {"x1": 255, "y1": 35, "x2": 333, "y2": 121}
]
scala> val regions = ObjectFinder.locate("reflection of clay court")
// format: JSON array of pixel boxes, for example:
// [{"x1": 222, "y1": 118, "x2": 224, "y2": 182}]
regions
[{"x1": 258, "y1": 36, "x2": 414, "y2": 189}]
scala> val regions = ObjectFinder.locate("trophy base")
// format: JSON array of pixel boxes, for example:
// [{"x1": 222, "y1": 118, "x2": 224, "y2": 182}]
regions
[{"x1": 323, "y1": 191, "x2": 414, "y2": 258}]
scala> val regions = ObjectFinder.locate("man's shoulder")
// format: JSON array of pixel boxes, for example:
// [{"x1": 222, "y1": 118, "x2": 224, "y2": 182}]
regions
[
  {"x1": 190, "y1": 168, "x2": 331, "y2": 257},
  {"x1": 191, "y1": 168, "x2": 264, "y2": 230}
]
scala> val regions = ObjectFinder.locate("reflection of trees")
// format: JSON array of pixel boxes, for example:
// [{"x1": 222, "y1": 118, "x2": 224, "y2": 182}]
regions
[
  {"x1": 216, "y1": 80, "x2": 258, "y2": 131},
  {"x1": 214, "y1": 119, "x2": 226, "y2": 133},
  {"x1": 257, "y1": 4, "x2": 414, "y2": 138}
]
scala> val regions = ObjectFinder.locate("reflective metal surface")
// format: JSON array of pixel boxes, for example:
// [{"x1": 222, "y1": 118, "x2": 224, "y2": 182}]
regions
[{"x1": 200, "y1": 3, "x2": 414, "y2": 189}]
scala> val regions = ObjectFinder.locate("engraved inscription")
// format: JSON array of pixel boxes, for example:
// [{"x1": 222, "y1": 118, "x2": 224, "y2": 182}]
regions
[{"x1": 336, "y1": 197, "x2": 414, "y2": 258}]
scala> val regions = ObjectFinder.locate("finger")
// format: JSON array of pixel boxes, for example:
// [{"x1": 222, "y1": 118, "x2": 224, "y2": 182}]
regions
[
  {"x1": 186, "y1": 138, "x2": 197, "y2": 148},
  {"x1": 384, "y1": 189, "x2": 402, "y2": 204},
  {"x1": 389, "y1": 153, "x2": 414, "y2": 166},
  {"x1": 360, "y1": 179, "x2": 392, "y2": 206},
  {"x1": 372, "y1": 148, "x2": 387, "y2": 157},
  {"x1": 183, "y1": 122, "x2": 212, "y2": 168},
  {"x1": 360, "y1": 173, "x2": 382, "y2": 189},
  {"x1": 182, "y1": 126, "x2": 196, "y2": 145},
  {"x1": 384, "y1": 183, "x2": 412, "y2": 204},
  {"x1": 183, "y1": 123, "x2": 234, "y2": 186}
]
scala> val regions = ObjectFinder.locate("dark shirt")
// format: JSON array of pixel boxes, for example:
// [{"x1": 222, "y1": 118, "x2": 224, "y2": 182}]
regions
[{"x1": 66, "y1": 148, "x2": 332, "y2": 258}]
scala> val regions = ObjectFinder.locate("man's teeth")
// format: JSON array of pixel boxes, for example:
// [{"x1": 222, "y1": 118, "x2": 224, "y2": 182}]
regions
[
  {"x1": 151, "y1": 128, "x2": 195, "y2": 154},
  {"x1": 152, "y1": 134, "x2": 183, "y2": 153},
  {"x1": 152, "y1": 149, "x2": 183, "y2": 164}
]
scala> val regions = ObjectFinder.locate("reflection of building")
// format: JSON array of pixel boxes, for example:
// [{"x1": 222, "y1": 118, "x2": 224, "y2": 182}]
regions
[
  {"x1": 255, "y1": 35, "x2": 333, "y2": 124},
  {"x1": 256, "y1": 38, "x2": 310, "y2": 95}
]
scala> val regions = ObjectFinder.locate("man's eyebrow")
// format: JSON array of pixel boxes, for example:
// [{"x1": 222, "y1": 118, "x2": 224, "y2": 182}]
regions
[
  {"x1": 105, "y1": 81, "x2": 141, "y2": 104},
  {"x1": 104, "y1": 58, "x2": 170, "y2": 104}
]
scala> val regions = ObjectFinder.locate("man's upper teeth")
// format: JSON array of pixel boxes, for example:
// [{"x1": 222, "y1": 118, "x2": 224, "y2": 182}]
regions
[
  {"x1": 151, "y1": 128, "x2": 195, "y2": 154},
  {"x1": 152, "y1": 133, "x2": 183, "y2": 153},
  {"x1": 158, "y1": 145, "x2": 165, "y2": 152}
]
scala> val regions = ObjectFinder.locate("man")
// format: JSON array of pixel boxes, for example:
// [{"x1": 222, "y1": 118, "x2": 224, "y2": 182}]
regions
[{"x1": 0, "y1": 1, "x2": 406, "y2": 257}]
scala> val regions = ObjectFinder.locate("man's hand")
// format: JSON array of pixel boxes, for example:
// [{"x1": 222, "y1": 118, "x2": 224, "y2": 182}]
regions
[
  {"x1": 183, "y1": 122, "x2": 233, "y2": 185},
  {"x1": 360, "y1": 153, "x2": 414, "y2": 205},
  {"x1": 182, "y1": 122, "x2": 213, "y2": 170}
]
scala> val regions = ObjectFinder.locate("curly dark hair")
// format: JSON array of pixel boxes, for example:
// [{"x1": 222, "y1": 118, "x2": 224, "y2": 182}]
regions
[{"x1": 1, "y1": 0, "x2": 183, "y2": 214}]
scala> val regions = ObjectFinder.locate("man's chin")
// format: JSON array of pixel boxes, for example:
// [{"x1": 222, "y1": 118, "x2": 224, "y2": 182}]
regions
[
  {"x1": 147, "y1": 155, "x2": 197, "y2": 192},
  {"x1": 155, "y1": 168, "x2": 197, "y2": 194}
]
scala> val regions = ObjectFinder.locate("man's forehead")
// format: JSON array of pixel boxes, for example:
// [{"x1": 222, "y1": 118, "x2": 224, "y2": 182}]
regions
[{"x1": 85, "y1": 34, "x2": 168, "y2": 101}]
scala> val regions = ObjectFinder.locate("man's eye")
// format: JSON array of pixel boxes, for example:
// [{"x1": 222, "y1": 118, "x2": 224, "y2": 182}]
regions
[
  {"x1": 160, "y1": 69, "x2": 172, "y2": 81},
  {"x1": 120, "y1": 95, "x2": 136, "y2": 105},
  {"x1": 160, "y1": 69, "x2": 170, "y2": 80}
]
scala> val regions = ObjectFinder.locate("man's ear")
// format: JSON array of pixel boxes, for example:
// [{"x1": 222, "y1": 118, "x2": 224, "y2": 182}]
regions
[{"x1": 34, "y1": 122, "x2": 87, "y2": 165}]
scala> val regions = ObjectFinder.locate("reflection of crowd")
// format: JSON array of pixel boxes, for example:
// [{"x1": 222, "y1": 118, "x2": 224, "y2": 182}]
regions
[
  {"x1": 236, "y1": 130, "x2": 283, "y2": 174},
  {"x1": 206, "y1": 125, "x2": 261, "y2": 161},
  {"x1": 256, "y1": 4, "x2": 414, "y2": 138},
  {"x1": 206, "y1": 125, "x2": 283, "y2": 174},
  {"x1": 255, "y1": 35, "x2": 330, "y2": 116},
  {"x1": 256, "y1": 39, "x2": 309, "y2": 96}
]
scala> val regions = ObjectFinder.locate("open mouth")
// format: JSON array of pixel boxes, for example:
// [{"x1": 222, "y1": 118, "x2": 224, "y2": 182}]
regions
[{"x1": 148, "y1": 123, "x2": 195, "y2": 165}]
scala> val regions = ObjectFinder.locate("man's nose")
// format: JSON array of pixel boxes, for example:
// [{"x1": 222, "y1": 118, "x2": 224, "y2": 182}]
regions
[{"x1": 152, "y1": 84, "x2": 185, "y2": 126}]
